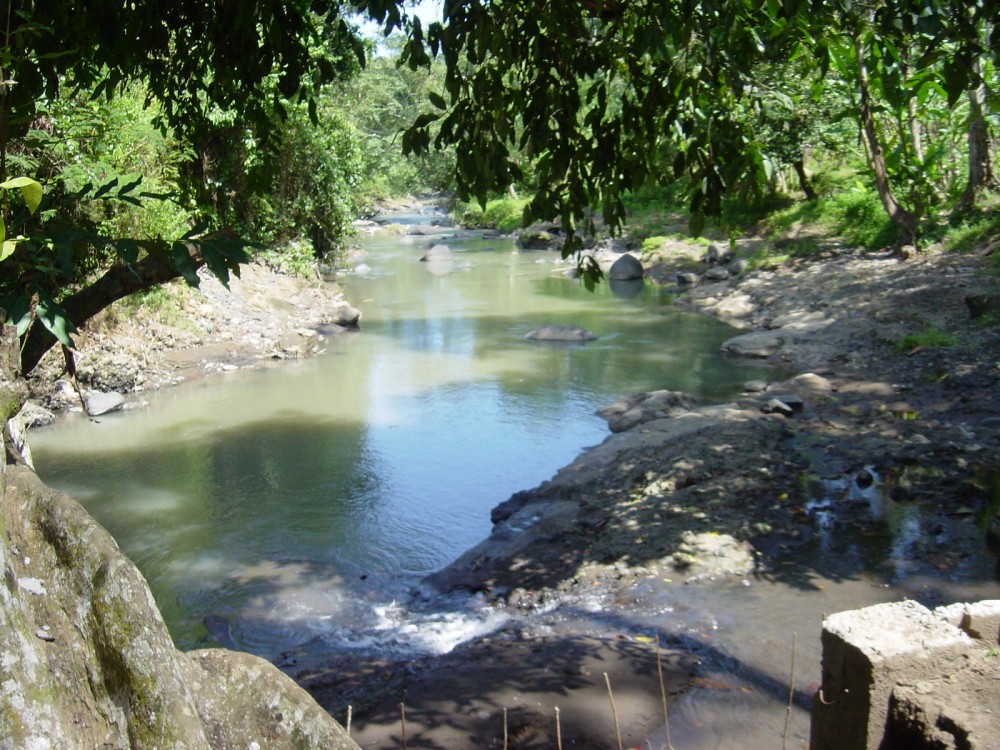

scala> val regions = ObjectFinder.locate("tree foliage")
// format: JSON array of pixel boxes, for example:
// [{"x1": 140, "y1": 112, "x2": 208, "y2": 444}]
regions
[
  {"x1": 0, "y1": 0, "x2": 399, "y2": 375},
  {"x1": 396, "y1": 0, "x2": 999, "y2": 252}
]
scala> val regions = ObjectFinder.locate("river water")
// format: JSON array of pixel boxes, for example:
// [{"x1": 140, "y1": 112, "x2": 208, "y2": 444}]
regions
[
  {"x1": 30, "y1": 210, "x2": 776, "y2": 657},
  {"x1": 29, "y1": 210, "x2": 1000, "y2": 748}
]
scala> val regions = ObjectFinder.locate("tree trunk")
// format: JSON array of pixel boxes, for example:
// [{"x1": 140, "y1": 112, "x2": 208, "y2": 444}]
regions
[
  {"x1": 957, "y1": 79, "x2": 996, "y2": 213},
  {"x1": 854, "y1": 37, "x2": 919, "y2": 245},
  {"x1": 793, "y1": 157, "x2": 817, "y2": 201},
  {"x1": 19, "y1": 247, "x2": 197, "y2": 376}
]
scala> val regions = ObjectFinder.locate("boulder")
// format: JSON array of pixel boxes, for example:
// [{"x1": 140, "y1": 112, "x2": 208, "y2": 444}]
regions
[
  {"x1": 704, "y1": 267, "x2": 730, "y2": 281},
  {"x1": 722, "y1": 330, "x2": 784, "y2": 358},
  {"x1": 597, "y1": 390, "x2": 697, "y2": 432},
  {"x1": 676, "y1": 272, "x2": 700, "y2": 285},
  {"x1": 728, "y1": 258, "x2": 750, "y2": 275},
  {"x1": 84, "y1": 390, "x2": 125, "y2": 416},
  {"x1": 704, "y1": 242, "x2": 732, "y2": 266},
  {"x1": 0, "y1": 464, "x2": 360, "y2": 750},
  {"x1": 17, "y1": 400, "x2": 55, "y2": 428},
  {"x1": 524, "y1": 325, "x2": 599, "y2": 342},
  {"x1": 333, "y1": 302, "x2": 361, "y2": 327},
  {"x1": 517, "y1": 229, "x2": 558, "y2": 250},
  {"x1": 669, "y1": 530, "x2": 754, "y2": 578},
  {"x1": 607, "y1": 253, "x2": 644, "y2": 281}
]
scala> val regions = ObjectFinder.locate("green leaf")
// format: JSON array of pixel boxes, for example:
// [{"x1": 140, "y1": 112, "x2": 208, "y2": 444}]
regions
[
  {"x1": 1, "y1": 240, "x2": 16, "y2": 262},
  {"x1": 172, "y1": 242, "x2": 202, "y2": 287},
  {"x1": 428, "y1": 91, "x2": 448, "y2": 109},
  {"x1": 0, "y1": 176, "x2": 43, "y2": 214},
  {"x1": 34, "y1": 290, "x2": 77, "y2": 348},
  {"x1": 5, "y1": 295, "x2": 33, "y2": 338}
]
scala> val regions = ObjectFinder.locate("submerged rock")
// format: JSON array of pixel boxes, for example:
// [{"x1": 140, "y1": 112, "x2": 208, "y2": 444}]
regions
[{"x1": 524, "y1": 325, "x2": 598, "y2": 342}]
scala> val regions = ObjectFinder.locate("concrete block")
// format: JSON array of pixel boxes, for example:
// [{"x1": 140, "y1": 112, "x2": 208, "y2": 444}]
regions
[
  {"x1": 811, "y1": 600, "x2": 972, "y2": 750},
  {"x1": 960, "y1": 600, "x2": 1000, "y2": 645}
]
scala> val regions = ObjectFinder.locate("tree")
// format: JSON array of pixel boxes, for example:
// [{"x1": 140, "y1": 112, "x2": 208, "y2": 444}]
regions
[
  {"x1": 0, "y1": 0, "x2": 401, "y2": 375},
  {"x1": 395, "y1": 0, "x2": 999, "y2": 254}
]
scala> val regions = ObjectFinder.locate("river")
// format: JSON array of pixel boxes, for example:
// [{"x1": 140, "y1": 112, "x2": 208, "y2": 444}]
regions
[
  {"x1": 30, "y1": 209, "x2": 776, "y2": 658},
  {"x1": 28, "y1": 209, "x2": 1000, "y2": 748}
]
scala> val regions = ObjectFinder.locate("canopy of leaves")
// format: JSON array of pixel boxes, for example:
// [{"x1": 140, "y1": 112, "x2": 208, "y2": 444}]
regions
[{"x1": 396, "y1": 0, "x2": 999, "y2": 249}]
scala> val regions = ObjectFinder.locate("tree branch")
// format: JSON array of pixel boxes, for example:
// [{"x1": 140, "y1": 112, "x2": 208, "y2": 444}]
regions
[{"x1": 19, "y1": 248, "x2": 199, "y2": 376}]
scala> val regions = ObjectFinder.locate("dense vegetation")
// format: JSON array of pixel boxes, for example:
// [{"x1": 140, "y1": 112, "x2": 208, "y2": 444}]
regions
[{"x1": 1, "y1": 0, "x2": 997, "y2": 376}]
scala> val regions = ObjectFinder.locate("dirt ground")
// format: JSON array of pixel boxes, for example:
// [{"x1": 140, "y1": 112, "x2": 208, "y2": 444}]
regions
[{"x1": 25, "y1": 230, "x2": 1000, "y2": 748}]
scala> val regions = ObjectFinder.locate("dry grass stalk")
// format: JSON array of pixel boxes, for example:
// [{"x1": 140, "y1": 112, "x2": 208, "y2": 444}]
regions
[
  {"x1": 782, "y1": 633, "x2": 797, "y2": 750},
  {"x1": 503, "y1": 707, "x2": 508, "y2": 750},
  {"x1": 555, "y1": 706, "x2": 563, "y2": 750},
  {"x1": 604, "y1": 672, "x2": 624, "y2": 750},
  {"x1": 346, "y1": 705, "x2": 352, "y2": 737},
  {"x1": 400, "y1": 702, "x2": 407, "y2": 750},
  {"x1": 655, "y1": 636, "x2": 676, "y2": 750}
]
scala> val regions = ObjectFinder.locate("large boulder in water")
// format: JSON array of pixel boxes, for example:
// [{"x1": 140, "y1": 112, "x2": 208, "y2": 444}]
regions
[
  {"x1": 525, "y1": 325, "x2": 599, "y2": 342},
  {"x1": 608, "y1": 253, "x2": 644, "y2": 281}
]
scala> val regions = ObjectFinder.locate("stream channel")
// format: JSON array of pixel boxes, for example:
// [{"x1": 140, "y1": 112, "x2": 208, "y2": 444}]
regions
[{"x1": 29, "y1": 208, "x2": 1000, "y2": 748}]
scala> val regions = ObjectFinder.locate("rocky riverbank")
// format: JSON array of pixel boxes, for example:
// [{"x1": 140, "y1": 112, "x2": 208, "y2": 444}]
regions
[
  {"x1": 22, "y1": 260, "x2": 360, "y2": 418},
  {"x1": 300, "y1": 234, "x2": 1000, "y2": 748}
]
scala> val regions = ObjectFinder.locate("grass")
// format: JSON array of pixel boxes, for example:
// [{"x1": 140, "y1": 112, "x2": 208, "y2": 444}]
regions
[
  {"x1": 896, "y1": 326, "x2": 957, "y2": 351},
  {"x1": 459, "y1": 196, "x2": 531, "y2": 233}
]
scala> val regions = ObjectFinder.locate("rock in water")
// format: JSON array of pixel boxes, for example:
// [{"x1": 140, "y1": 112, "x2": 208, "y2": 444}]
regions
[
  {"x1": 84, "y1": 390, "x2": 125, "y2": 416},
  {"x1": 524, "y1": 325, "x2": 599, "y2": 342},
  {"x1": 420, "y1": 244, "x2": 453, "y2": 262},
  {"x1": 607, "y1": 253, "x2": 644, "y2": 281}
]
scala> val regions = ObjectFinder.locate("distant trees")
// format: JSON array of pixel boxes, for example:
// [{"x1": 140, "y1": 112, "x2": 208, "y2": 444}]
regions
[
  {"x1": 0, "y1": 0, "x2": 398, "y2": 374},
  {"x1": 397, "y1": 0, "x2": 998, "y2": 251}
]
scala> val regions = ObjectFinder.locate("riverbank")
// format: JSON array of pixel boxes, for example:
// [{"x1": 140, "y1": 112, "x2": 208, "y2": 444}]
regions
[
  {"x1": 24, "y1": 260, "x2": 360, "y2": 414},
  {"x1": 298, "y1": 234, "x2": 1000, "y2": 748}
]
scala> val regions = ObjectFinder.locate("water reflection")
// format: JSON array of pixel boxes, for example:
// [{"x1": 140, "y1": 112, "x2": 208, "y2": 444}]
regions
[{"x1": 31, "y1": 223, "x2": 780, "y2": 657}]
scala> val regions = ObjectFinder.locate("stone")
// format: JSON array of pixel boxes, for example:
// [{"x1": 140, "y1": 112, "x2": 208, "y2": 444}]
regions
[
  {"x1": 704, "y1": 242, "x2": 732, "y2": 265},
  {"x1": 524, "y1": 325, "x2": 598, "y2": 342},
  {"x1": 597, "y1": 390, "x2": 697, "y2": 432},
  {"x1": 333, "y1": 302, "x2": 361, "y2": 327},
  {"x1": 743, "y1": 380, "x2": 769, "y2": 393},
  {"x1": 669, "y1": 530, "x2": 754, "y2": 578},
  {"x1": 353, "y1": 263, "x2": 372, "y2": 275},
  {"x1": 607, "y1": 253, "x2": 644, "y2": 281},
  {"x1": 84, "y1": 390, "x2": 125, "y2": 416},
  {"x1": 761, "y1": 398, "x2": 795, "y2": 417},
  {"x1": 16, "y1": 401, "x2": 55, "y2": 428},
  {"x1": 721, "y1": 330, "x2": 784, "y2": 358},
  {"x1": 420, "y1": 244, "x2": 453, "y2": 262},
  {"x1": 728, "y1": 258, "x2": 750, "y2": 275},
  {"x1": 784, "y1": 372, "x2": 833, "y2": 393},
  {"x1": 768, "y1": 393, "x2": 805, "y2": 412},
  {"x1": 676, "y1": 272, "x2": 701, "y2": 285},
  {"x1": 704, "y1": 267, "x2": 730, "y2": 281},
  {"x1": 517, "y1": 229, "x2": 557, "y2": 249},
  {"x1": 0, "y1": 465, "x2": 361, "y2": 750},
  {"x1": 811, "y1": 600, "x2": 973, "y2": 750}
]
